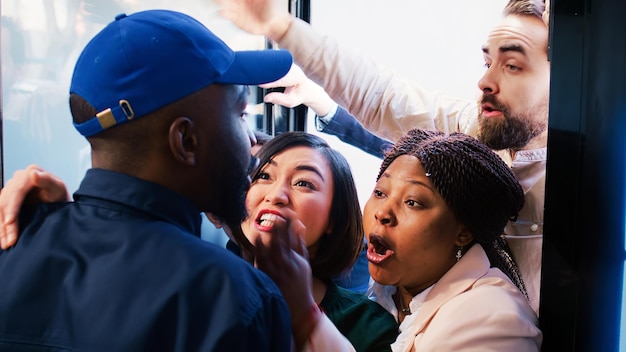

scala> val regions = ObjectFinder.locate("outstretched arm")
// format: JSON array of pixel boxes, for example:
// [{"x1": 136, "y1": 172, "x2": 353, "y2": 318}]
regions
[
  {"x1": 215, "y1": 0, "x2": 478, "y2": 143},
  {"x1": 260, "y1": 64, "x2": 392, "y2": 158},
  {"x1": 0, "y1": 165, "x2": 70, "y2": 249},
  {"x1": 317, "y1": 107, "x2": 393, "y2": 159}
]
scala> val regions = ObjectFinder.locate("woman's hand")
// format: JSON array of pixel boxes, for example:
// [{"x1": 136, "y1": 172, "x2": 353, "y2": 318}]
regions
[
  {"x1": 251, "y1": 209, "x2": 321, "y2": 350},
  {"x1": 0, "y1": 165, "x2": 70, "y2": 249}
]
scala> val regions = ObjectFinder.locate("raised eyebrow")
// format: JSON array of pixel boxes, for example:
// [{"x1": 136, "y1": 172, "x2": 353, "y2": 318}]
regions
[
  {"x1": 482, "y1": 43, "x2": 526, "y2": 56},
  {"x1": 261, "y1": 161, "x2": 326, "y2": 181},
  {"x1": 379, "y1": 172, "x2": 436, "y2": 193},
  {"x1": 295, "y1": 165, "x2": 325, "y2": 181},
  {"x1": 500, "y1": 43, "x2": 526, "y2": 55},
  {"x1": 406, "y1": 179, "x2": 436, "y2": 193}
]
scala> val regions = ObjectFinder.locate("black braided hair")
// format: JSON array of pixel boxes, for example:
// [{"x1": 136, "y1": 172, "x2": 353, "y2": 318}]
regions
[{"x1": 377, "y1": 129, "x2": 528, "y2": 297}]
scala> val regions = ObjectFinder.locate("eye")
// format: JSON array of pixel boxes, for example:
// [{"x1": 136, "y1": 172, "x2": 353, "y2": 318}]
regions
[
  {"x1": 294, "y1": 179, "x2": 316, "y2": 190},
  {"x1": 406, "y1": 199, "x2": 420, "y2": 208},
  {"x1": 373, "y1": 189, "x2": 385, "y2": 198},
  {"x1": 505, "y1": 64, "x2": 521, "y2": 71},
  {"x1": 256, "y1": 171, "x2": 270, "y2": 180},
  {"x1": 484, "y1": 62, "x2": 492, "y2": 69}
]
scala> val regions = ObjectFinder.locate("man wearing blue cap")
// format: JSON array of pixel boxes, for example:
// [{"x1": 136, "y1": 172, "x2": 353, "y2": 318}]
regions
[{"x1": 0, "y1": 9, "x2": 294, "y2": 351}]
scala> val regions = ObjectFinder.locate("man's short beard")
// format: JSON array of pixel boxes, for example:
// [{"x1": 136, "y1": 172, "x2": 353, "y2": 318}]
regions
[
  {"x1": 217, "y1": 177, "x2": 249, "y2": 228},
  {"x1": 477, "y1": 95, "x2": 547, "y2": 151},
  {"x1": 206, "y1": 164, "x2": 250, "y2": 229}
]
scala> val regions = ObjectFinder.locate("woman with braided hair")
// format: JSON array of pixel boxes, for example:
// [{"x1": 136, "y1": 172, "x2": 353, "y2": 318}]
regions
[{"x1": 365, "y1": 128, "x2": 541, "y2": 351}]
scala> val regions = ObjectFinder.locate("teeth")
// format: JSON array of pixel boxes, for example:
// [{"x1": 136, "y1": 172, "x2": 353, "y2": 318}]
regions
[
  {"x1": 258, "y1": 213, "x2": 278, "y2": 227},
  {"x1": 260, "y1": 213, "x2": 277, "y2": 221}
]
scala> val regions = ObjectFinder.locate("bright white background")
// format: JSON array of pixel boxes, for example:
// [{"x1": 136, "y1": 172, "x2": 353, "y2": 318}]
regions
[{"x1": 304, "y1": 0, "x2": 507, "y2": 207}]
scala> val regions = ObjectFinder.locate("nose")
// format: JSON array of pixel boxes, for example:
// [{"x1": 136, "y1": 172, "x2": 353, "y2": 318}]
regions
[
  {"x1": 264, "y1": 183, "x2": 289, "y2": 206},
  {"x1": 373, "y1": 200, "x2": 396, "y2": 227},
  {"x1": 477, "y1": 66, "x2": 499, "y2": 95}
]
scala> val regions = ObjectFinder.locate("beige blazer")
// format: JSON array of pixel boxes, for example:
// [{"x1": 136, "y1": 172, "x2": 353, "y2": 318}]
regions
[{"x1": 398, "y1": 245, "x2": 541, "y2": 352}]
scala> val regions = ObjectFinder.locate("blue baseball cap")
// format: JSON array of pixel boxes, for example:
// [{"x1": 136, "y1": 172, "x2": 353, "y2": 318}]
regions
[{"x1": 70, "y1": 9, "x2": 293, "y2": 137}]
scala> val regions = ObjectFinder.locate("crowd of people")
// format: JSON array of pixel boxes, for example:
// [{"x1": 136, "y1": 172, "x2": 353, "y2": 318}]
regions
[{"x1": 0, "y1": 0, "x2": 549, "y2": 351}]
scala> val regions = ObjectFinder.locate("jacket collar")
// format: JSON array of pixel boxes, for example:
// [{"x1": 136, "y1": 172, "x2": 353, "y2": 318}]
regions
[{"x1": 408, "y1": 244, "x2": 489, "y2": 336}]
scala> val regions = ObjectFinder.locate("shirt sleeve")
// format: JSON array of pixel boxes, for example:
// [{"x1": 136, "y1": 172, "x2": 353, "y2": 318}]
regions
[
  {"x1": 278, "y1": 18, "x2": 478, "y2": 143},
  {"x1": 316, "y1": 106, "x2": 393, "y2": 159}
]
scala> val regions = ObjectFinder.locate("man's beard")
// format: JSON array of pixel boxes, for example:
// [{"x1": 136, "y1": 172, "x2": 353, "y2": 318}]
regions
[
  {"x1": 207, "y1": 159, "x2": 252, "y2": 229},
  {"x1": 215, "y1": 175, "x2": 249, "y2": 229},
  {"x1": 477, "y1": 94, "x2": 547, "y2": 151}
]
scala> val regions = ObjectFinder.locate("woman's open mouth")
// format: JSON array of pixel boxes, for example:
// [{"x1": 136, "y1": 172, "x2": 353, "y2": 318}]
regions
[
  {"x1": 367, "y1": 233, "x2": 394, "y2": 264},
  {"x1": 254, "y1": 209, "x2": 284, "y2": 231}
]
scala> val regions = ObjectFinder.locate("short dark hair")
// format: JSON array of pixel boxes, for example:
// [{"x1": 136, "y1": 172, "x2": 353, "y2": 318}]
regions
[
  {"x1": 250, "y1": 132, "x2": 363, "y2": 280},
  {"x1": 69, "y1": 93, "x2": 154, "y2": 168}
]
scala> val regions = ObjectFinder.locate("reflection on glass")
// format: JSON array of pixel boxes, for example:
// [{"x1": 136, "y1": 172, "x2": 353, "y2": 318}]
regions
[{"x1": 1, "y1": 0, "x2": 264, "y2": 192}]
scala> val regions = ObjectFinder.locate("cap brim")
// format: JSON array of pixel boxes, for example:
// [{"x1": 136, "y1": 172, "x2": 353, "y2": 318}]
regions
[{"x1": 215, "y1": 49, "x2": 293, "y2": 86}]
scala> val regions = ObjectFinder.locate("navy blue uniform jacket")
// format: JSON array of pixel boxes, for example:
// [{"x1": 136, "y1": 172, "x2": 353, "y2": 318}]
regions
[{"x1": 0, "y1": 168, "x2": 291, "y2": 351}]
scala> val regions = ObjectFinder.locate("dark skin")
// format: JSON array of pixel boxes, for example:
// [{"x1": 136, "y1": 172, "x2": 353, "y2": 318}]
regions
[{"x1": 89, "y1": 84, "x2": 254, "y2": 216}]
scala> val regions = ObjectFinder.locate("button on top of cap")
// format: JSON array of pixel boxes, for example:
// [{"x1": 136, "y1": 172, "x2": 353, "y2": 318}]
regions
[{"x1": 115, "y1": 13, "x2": 127, "y2": 21}]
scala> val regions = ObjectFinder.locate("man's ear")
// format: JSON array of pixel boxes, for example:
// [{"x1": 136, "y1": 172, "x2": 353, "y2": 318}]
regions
[
  {"x1": 168, "y1": 117, "x2": 197, "y2": 166},
  {"x1": 455, "y1": 226, "x2": 474, "y2": 247}
]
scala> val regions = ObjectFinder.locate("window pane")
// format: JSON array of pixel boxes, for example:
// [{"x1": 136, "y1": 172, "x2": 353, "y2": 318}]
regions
[{"x1": 1, "y1": 0, "x2": 265, "y2": 192}]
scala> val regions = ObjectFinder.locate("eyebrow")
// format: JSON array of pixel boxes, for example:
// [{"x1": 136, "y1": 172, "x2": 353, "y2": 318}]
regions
[
  {"x1": 266, "y1": 160, "x2": 326, "y2": 181},
  {"x1": 380, "y1": 173, "x2": 435, "y2": 192},
  {"x1": 482, "y1": 43, "x2": 527, "y2": 56},
  {"x1": 406, "y1": 179, "x2": 435, "y2": 192},
  {"x1": 295, "y1": 165, "x2": 325, "y2": 181}
]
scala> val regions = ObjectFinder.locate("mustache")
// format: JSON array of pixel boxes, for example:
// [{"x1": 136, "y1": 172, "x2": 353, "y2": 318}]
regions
[{"x1": 480, "y1": 94, "x2": 508, "y2": 112}]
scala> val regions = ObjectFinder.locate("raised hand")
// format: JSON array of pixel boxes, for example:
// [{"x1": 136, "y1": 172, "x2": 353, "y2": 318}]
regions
[
  {"x1": 261, "y1": 64, "x2": 336, "y2": 116},
  {"x1": 214, "y1": 0, "x2": 293, "y2": 41},
  {"x1": 0, "y1": 165, "x2": 70, "y2": 249}
]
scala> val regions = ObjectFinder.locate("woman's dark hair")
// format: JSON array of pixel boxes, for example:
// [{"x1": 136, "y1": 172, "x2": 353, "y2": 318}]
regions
[
  {"x1": 378, "y1": 129, "x2": 528, "y2": 296},
  {"x1": 250, "y1": 132, "x2": 363, "y2": 280}
]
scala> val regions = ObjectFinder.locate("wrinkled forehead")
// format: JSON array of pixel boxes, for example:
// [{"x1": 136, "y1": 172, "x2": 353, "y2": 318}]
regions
[{"x1": 483, "y1": 15, "x2": 549, "y2": 57}]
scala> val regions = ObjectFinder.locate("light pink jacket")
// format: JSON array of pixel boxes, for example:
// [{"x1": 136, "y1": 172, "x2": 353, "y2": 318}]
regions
[{"x1": 387, "y1": 245, "x2": 542, "y2": 352}]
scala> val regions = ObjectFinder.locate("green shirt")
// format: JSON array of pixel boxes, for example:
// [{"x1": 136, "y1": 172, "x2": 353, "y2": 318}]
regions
[{"x1": 321, "y1": 281, "x2": 398, "y2": 352}]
